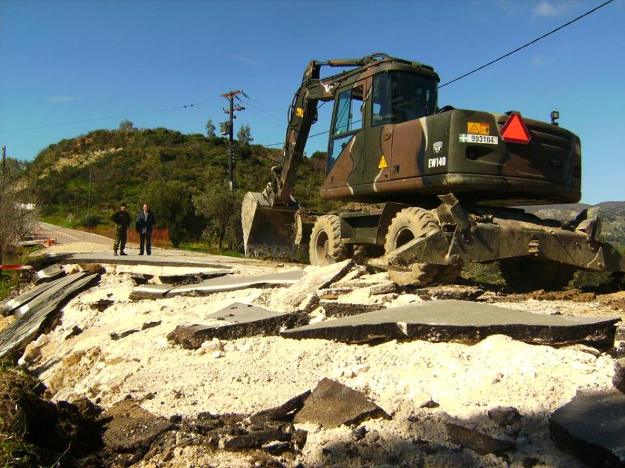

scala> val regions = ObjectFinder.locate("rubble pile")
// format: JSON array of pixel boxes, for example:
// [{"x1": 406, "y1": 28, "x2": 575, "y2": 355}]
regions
[{"x1": 1, "y1": 255, "x2": 625, "y2": 466}]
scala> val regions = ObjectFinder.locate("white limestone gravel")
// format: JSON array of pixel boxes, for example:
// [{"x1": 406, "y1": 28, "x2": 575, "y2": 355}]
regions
[{"x1": 23, "y1": 264, "x2": 623, "y2": 467}]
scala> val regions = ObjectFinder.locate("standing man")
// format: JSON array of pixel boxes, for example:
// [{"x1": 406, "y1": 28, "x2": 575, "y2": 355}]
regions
[
  {"x1": 111, "y1": 202, "x2": 130, "y2": 256},
  {"x1": 136, "y1": 203, "x2": 156, "y2": 255}
]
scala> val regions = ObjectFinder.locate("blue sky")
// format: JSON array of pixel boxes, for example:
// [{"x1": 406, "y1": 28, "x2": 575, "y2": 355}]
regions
[{"x1": 1, "y1": 0, "x2": 623, "y2": 204}]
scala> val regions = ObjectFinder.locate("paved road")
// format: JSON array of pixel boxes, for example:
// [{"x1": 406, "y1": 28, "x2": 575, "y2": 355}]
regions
[
  {"x1": 36, "y1": 222, "x2": 112, "y2": 246},
  {"x1": 33, "y1": 222, "x2": 288, "y2": 268}
]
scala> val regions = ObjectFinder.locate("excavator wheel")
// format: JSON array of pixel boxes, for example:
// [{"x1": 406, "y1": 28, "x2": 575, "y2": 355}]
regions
[
  {"x1": 385, "y1": 207, "x2": 460, "y2": 286},
  {"x1": 309, "y1": 215, "x2": 348, "y2": 266},
  {"x1": 499, "y1": 258, "x2": 576, "y2": 292},
  {"x1": 384, "y1": 207, "x2": 439, "y2": 253}
]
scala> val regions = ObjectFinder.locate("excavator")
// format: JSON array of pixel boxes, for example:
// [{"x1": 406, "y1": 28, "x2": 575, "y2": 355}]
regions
[{"x1": 242, "y1": 53, "x2": 625, "y2": 289}]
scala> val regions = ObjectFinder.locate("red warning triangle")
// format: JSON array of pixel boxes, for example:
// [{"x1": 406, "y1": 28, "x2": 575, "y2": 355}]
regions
[{"x1": 501, "y1": 113, "x2": 532, "y2": 144}]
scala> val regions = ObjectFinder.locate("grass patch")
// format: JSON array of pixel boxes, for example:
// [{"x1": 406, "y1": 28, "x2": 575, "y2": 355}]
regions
[
  {"x1": 0, "y1": 273, "x2": 18, "y2": 302},
  {"x1": 41, "y1": 214, "x2": 79, "y2": 229},
  {"x1": 179, "y1": 242, "x2": 244, "y2": 257},
  {"x1": 461, "y1": 262, "x2": 505, "y2": 287}
]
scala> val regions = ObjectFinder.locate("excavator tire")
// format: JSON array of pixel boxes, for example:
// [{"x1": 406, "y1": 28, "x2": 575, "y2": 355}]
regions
[
  {"x1": 384, "y1": 207, "x2": 439, "y2": 253},
  {"x1": 499, "y1": 258, "x2": 576, "y2": 292},
  {"x1": 385, "y1": 207, "x2": 460, "y2": 286},
  {"x1": 309, "y1": 215, "x2": 348, "y2": 266}
]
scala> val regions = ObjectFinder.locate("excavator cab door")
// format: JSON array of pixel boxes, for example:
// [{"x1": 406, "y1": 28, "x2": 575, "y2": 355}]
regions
[{"x1": 325, "y1": 82, "x2": 366, "y2": 191}]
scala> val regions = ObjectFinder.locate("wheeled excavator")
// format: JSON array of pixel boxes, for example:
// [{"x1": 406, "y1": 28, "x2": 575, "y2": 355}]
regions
[{"x1": 242, "y1": 53, "x2": 625, "y2": 289}]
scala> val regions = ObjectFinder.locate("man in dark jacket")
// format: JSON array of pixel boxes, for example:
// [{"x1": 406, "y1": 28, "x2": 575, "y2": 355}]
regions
[
  {"x1": 136, "y1": 203, "x2": 156, "y2": 255},
  {"x1": 111, "y1": 203, "x2": 130, "y2": 256}
]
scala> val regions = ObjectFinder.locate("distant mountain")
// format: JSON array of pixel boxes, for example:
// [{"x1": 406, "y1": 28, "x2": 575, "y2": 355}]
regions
[{"x1": 524, "y1": 202, "x2": 625, "y2": 244}]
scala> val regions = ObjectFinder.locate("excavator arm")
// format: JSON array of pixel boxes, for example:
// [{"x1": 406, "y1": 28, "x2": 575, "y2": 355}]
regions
[
  {"x1": 242, "y1": 53, "x2": 392, "y2": 257},
  {"x1": 265, "y1": 54, "x2": 387, "y2": 206}
]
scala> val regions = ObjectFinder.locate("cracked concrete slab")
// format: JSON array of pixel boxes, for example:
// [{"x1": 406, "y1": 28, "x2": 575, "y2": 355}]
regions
[
  {"x1": 62, "y1": 252, "x2": 232, "y2": 268},
  {"x1": 165, "y1": 270, "x2": 305, "y2": 297},
  {"x1": 281, "y1": 300, "x2": 619, "y2": 349},
  {"x1": 167, "y1": 302, "x2": 308, "y2": 348},
  {"x1": 550, "y1": 390, "x2": 625, "y2": 466}
]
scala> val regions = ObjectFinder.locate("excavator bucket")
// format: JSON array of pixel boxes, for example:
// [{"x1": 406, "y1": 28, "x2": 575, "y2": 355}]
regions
[{"x1": 241, "y1": 192, "x2": 306, "y2": 260}]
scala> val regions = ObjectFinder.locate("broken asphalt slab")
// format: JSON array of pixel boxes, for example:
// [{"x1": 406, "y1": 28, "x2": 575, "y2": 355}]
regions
[
  {"x1": 168, "y1": 302, "x2": 308, "y2": 348},
  {"x1": 102, "y1": 400, "x2": 173, "y2": 454},
  {"x1": 320, "y1": 300, "x2": 385, "y2": 318},
  {"x1": 157, "y1": 269, "x2": 231, "y2": 285},
  {"x1": 293, "y1": 378, "x2": 390, "y2": 429},
  {"x1": 550, "y1": 390, "x2": 625, "y2": 467},
  {"x1": 268, "y1": 260, "x2": 355, "y2": 312},
  {"x1": 33, "y1": 263, "x2": 65, "y2": 285},
  {"x1": 163, "y1": 269, "x2": 305, "y2": 297},
  {"x1": 0, "y1": 272, "x2": 99, "y2": 359},
  {"x1": 1, "y1": 279, "x2": 60, "y2": 316},
  {"x1": 282, "y1": 300, "x2": 619, "y2": 349},
  {"x1": 446, "y1": 423, "x2": 515, "y2": 455},
  {"x1": 129, "y1": 284, "x2": 173, "y2": 300},
  {"x1": 62, "y1": 252, "x2": 232, "y2": 269}
]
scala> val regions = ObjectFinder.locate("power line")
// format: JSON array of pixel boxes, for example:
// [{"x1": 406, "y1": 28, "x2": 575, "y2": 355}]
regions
[
  {"x1": 261, "y1": 128, "x2": 330, "y2": 148},
  {"x1": 439, "y1": 0, "x2": 614, "y2": 88}
]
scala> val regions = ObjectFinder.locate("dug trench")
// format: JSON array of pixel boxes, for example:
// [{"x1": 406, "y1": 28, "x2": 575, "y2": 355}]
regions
[{"x1": 2, "y1": 257, "x2": 625, "y2": 466}]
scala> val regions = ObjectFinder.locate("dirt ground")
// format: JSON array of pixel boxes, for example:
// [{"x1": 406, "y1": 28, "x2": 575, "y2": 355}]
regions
[
  {"x1": 7, "y1": 250, "x2": 625, "y2": 466},
  {"x1": 0, "y1": 315, "x2": 14, "y2": 334}
]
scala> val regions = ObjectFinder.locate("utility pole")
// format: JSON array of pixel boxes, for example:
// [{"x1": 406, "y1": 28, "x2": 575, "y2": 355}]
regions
[
  {"x1": 87, "y1": 167, "x2": 92, "y2": 214},
  {"x1": 1, "y1": 145, "x2": 6, "y2": 192},
  {"x1": 220, "y1": 90, "x2": 246, "y2": 191}
]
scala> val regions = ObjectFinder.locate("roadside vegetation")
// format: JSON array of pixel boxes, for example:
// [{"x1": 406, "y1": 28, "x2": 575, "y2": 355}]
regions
[{"x1": 27, "y1": 121, "x2": 331, "y2": 253}]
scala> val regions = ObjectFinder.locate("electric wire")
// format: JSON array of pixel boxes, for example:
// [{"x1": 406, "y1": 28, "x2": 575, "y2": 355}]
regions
[
  {"x1": 2, "y1": 0, "x2": 613, "y2": 140},
  {"x1": 0, "y1": 100, "x2": 209, "y2": 134},
  {"x1": 439, "y1": 0, "x2": 614, "y2": 88}
]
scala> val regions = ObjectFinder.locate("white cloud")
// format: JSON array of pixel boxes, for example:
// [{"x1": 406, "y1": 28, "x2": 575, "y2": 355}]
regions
[
  {"x1": 233, "y1": 55, "x2": 263, "y2": 66},
  {"x1": 46, "y1": 95, "x2": 83, "y2": 104},
  {"x1": 534, "y1": 1, "x2": 558, "y2": 17},
  {"x1": 533, "y1": 0, "x2": 581, "y2": 17}
]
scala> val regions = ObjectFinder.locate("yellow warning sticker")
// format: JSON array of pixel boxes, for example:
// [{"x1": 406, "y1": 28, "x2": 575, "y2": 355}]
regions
[
  {"x1": 295, "y1": 107, "x2": 304, "y2": 118},
  {"x1": 467, "y1": 122, "x2": 490, "y2": 135},
  {"x1": 378, "y1": 155, "x2": 388, "y2": 169}
]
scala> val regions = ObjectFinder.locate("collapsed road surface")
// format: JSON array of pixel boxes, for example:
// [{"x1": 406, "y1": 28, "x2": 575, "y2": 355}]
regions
[{"x1": 2, "y1": 237, "x2": 625, "y2": 466}]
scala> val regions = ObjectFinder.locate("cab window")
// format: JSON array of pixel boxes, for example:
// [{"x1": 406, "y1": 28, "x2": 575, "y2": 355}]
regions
[
  {"x1": 332, "y1": 86, "x2": 363, "y2": 135},
  {"x1": 328, "y1": 85, "x2": 363, "y2": 172},
  {"x1": 372, "y1": 71, "x2": 437, "y2": 126}
]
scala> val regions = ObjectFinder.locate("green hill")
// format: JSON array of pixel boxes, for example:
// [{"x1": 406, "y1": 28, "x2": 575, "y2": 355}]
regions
[{"x1": 28, "y1": 127, "x2": 333, "y2": 248}]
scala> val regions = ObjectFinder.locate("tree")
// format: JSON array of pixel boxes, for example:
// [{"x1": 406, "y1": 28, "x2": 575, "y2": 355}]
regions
[
  {"x1": 205, "y1": 119, "x2": 216, "y2": 138},
  {"x1": 193, "y1": 187, "x2": 242, "y2": 251},
  {"x1": 0, "y1": 162, "x2": 36, "y2": 265},
  {"x1": 142, "y1": 181, "x2": 204, "y2": 247},
  {"x1": 118, "y1": 119, "x2": 136, "y2": 132},
  {"x1": 236, "y1": 125, "x2": 253, "y2": 146}
]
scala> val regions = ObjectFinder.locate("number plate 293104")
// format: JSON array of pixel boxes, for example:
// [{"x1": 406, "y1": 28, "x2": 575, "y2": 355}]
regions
[{"x1": 459, "y1": 134, "x2": 498, "y2": 145}]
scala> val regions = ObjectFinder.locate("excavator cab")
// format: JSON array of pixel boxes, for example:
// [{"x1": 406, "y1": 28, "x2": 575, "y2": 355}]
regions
[{"x1": 322, "y1": 61, "x2": 440, "y2": 201}]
